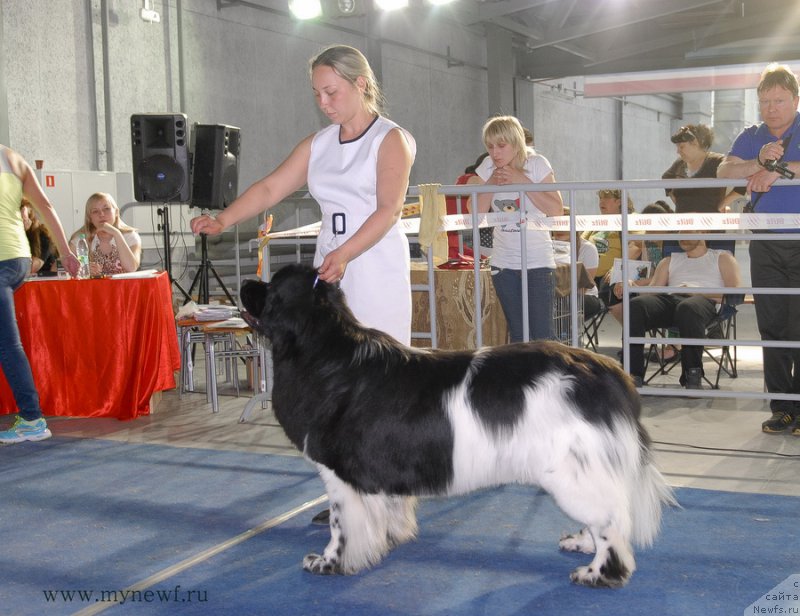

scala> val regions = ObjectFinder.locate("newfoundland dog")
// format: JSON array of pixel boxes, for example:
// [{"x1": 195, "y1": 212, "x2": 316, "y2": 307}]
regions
[{"x1": 240, "y1": 263, "x2": 675, "y2": 587}]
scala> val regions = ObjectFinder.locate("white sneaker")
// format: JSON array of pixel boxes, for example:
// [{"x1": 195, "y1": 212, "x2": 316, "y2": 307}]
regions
[{"x1": 0, "y1": 416, "x2": 52, "y2": 444}]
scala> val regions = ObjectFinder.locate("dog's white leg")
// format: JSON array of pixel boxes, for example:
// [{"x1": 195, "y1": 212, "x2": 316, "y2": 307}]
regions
[
  {"x1": 558, "y1": 527, "x2": 596, "y2": 554},
  {"x1": 303, "y1": 498, "x2": 346, "y2": 575},
  {"x1": 304, "y1": 465, "x2": 416, "y2": 575},
  {"x1": 568, "y1": 525, "x2": 636, "y2": 588},
  {"x1": 384, "y1": 495, "x2": 418, "y2": 548},
  {"x1": 542, "y1": 448, "x2": 637, "y2": 587}
]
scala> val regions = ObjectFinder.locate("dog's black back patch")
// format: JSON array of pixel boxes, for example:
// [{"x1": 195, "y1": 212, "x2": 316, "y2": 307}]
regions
[{"x1": 467, "y1": 342, "x2": 640, "y2": 432}]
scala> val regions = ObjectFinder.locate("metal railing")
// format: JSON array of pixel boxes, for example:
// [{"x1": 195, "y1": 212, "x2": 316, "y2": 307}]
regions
[{"x1": 409, "y1": 176, "x2": 800, "y2": 401}]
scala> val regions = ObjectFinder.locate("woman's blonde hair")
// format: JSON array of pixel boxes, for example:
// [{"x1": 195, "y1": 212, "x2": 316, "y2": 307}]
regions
[
  {"x1": 71, "y1": 192, "x2": 136, "y2": 243},
  {"x1": 310, "y1": 45, "x2": 386, "y2": 117},
  {"x1": 481, "y1": 115, "x2": 528, "y2": 169}
]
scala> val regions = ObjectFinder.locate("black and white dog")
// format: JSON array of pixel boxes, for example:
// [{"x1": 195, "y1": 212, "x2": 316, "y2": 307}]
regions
[{"x1": 241, "y1": 264, "x2": 676, "y2": 588}]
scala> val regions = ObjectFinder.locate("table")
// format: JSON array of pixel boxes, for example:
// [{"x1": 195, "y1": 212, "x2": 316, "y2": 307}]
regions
[
  {"x1": 411, "y1": 265, "x2": 508, "y2": 350},
  {"x1": 0, "y1": 272, "x2": 180, "y2": 420},
  {"x1": 410, "y1": 263, "x2": 593, "y2": 350}
]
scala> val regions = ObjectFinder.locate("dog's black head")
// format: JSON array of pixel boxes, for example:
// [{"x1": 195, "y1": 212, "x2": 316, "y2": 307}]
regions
[{"x1": 240, "y1": 263, "x2": 352, "y2": 345}]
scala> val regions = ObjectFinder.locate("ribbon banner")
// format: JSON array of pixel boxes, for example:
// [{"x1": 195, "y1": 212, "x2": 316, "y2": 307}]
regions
[{"x1": 265, "y1": 212, "x2": 800, "y2": 240}]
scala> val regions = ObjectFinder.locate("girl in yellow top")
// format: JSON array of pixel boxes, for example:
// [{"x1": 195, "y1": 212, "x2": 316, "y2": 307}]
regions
[{"x1": 0, "y1": 144, "x2": 79, "y2": 444}]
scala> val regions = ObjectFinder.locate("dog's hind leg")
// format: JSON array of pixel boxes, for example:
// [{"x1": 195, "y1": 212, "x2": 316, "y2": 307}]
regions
[
  {"x1": 558, "y1": 527, "x2": 596, "y2": 554},
  {"x1": 384, "y1": 495, "x2": 418, "y2": 549},
  {"x1": 304, "y1": 465, "x2": 414, "y2": 575},
  {"x1": 544, "y1": 460, "x2": 637, "y2": 587},
  {"x1": 568, "y1": 525, "x2": 635, "y2": 588}
]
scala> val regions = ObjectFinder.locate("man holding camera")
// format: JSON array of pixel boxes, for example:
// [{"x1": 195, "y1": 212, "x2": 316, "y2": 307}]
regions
[{"x1": 718, "y1": 62, "x2": 800, "y2": 436}]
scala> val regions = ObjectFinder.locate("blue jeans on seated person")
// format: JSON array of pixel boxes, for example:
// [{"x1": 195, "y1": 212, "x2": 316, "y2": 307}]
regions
[
  {"x1": 0, "y1": 257, "x2": 43, "y2": 422},
  {"x1": 491, "y1": 267, "x2": 555, "y2": 343}
]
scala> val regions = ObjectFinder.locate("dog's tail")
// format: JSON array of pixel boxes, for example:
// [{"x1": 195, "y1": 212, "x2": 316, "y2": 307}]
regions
[{"x1": 631, "y1": 447, "x2": 679, "y2": 548}]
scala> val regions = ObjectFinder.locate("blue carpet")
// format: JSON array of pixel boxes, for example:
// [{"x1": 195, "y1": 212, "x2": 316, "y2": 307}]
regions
[{"x1": 0, "y1": 438, "x2": 796, "y2": 616}]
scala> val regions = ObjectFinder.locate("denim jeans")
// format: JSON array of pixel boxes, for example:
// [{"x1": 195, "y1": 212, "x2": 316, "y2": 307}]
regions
[
  {"x1": 491, "y1": 267, "x2": 555, "y2": 343},
  {"x1": 0, "y1": 257, "x2": 42, "y2": 421}
]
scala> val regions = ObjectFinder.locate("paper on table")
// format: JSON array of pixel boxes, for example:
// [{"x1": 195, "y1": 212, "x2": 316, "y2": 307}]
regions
[
  {"x1": 203, "y1": 317, "x2": 249, "y2": 329},
  {"x1": 110, "y1": 269, "x2": 160, "y2": 279}
]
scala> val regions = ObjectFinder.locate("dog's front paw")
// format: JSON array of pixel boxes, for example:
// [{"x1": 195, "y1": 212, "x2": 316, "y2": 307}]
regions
[
  {"x1": 559, "y1": 528, "x2": 595, "y2": 554},
  {"x1": 569, "y1": 565, "x2": 624, "y2": 589},
  {"x1": 303, "y1": 552, "x2": 342, "y2": 575}
]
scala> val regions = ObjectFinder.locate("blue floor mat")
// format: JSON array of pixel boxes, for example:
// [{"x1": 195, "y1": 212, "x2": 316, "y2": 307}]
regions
[{"x1": 0, "y1": 437, "x2": 796, "y2": 616}]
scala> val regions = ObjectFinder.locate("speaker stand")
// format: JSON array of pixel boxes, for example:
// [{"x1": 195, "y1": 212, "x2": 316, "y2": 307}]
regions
[
  {"x1": 157, "y1": 206, "x2": 191, "y2": 303},
  {"x1": 188, "y1": 234, "x2": 236, "y2": 305}
]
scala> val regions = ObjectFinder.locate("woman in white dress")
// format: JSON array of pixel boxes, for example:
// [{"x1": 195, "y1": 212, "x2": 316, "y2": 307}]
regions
[{"x1": 191, "y1": 44, "x2": 416, "y2": 344}]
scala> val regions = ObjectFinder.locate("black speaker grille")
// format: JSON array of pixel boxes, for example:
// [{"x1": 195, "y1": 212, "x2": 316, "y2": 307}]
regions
[
  {"x1": 131, "y1": 113, "x2": 191, "y2": 202},
  {"x1": 136, "y1": 155, "x2": 186, "y2": 201}
]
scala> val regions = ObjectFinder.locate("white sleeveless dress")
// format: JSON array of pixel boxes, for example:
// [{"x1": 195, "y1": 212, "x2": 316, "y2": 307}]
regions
[{"x1": 308, "y1": 117, "x2": 416, "y2": 344}]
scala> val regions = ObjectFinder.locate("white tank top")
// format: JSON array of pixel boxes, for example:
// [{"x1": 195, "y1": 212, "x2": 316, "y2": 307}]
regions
[
  {"x1": 307, "y1": 116, "x2": 416, "y2": 344},
  {"x1": 668, "y1": 249, "x2": 724, "y2": 289}
]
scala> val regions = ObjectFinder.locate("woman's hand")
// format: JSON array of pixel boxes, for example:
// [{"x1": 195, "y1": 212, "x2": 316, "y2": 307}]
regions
[
  {"x1": 96, "y1": 222, "x2": 121, "y2": 238},
  {"x1": 190, "y1": 214, "x2": 225, "y2": 236},
  {"x1": 317, "y1": 249, "x2": 349, "y2": 284},
  {"x1": 61, "y1": 253, "x2": 80, "y2": 277},
  {"x1": 490, "y1": 166, "x2": 528, "y2": 186},
  {"x1": 89, "y1": 261, "x2": 103, "y2": 277},
  {"x1": 612, "y1": 281, "x2": 636, "y2": 299}
]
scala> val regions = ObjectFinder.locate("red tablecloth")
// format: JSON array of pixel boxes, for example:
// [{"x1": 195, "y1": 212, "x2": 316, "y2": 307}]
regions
[{"x1": 0, "y1": 272, "x2": 180, "y2": 419}]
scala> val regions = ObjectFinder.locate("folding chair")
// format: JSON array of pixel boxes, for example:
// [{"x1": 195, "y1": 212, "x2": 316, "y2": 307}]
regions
[
  {"x1": 643, "y1": 293, "x2": 742, "y2": 389},
  {"x1": 583, "y1": 302, "x2": 608, "y2": 352}
]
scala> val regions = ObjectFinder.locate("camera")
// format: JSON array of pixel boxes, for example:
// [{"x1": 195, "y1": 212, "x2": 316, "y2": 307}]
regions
[{"x1": 763, "y1": 159, "x2": 796, "y2": 180}]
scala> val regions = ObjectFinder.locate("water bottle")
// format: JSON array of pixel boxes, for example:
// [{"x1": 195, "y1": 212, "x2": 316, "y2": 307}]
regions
[{"x1": 76, "y1": 233, "x2": 90, "y2": 279}]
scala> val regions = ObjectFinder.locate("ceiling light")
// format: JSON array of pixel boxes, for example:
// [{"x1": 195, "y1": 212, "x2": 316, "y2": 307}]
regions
[
  {"x1": 289, "y1": 0, "x2": 322, "y2": 19},
  {"x1": 336, "y1": 0, "x2": 358, "y2": 14},
  {"x1": 375, "y1": 0, "x2": 409, "y2": 11}
]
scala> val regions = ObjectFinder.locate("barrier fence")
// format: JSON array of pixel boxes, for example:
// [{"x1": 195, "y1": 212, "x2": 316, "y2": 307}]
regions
[{"x1": 265, "y1": 177, "x2": 800, "y2": 401}]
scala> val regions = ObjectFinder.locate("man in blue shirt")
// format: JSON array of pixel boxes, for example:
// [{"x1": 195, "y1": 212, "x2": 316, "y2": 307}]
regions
[{"x1": 719, "y1": 63, "x2": 800, "y2": 435}]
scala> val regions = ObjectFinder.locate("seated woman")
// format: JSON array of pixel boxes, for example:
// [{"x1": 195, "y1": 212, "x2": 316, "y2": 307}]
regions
[
  {"x1": 69, "y1": 193, "x2": 141, "y2": 276},
  {"x1": 551, "y1": 206, "x2": 602, "y2": 319},
  {"x1": 21, "y1": 198, "x2": 58, "y2": 276}
]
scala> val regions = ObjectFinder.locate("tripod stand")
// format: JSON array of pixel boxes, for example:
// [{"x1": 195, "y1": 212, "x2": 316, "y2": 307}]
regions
[
  {"x1": 188, "y1": 233, "x2": 236, "y2": 305},
  {"x1": 157, "y1": 206, "x2": 191, "y2": 302}
]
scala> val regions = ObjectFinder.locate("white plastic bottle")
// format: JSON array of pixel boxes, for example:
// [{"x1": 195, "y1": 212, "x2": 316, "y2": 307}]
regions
[{"x1": 76, "y1": 233, "x2": 90, "y2": 279}]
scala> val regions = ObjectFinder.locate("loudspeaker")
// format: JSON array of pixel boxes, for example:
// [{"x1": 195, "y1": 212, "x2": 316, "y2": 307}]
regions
[
  {"x1": 130, "y1": 113, "x2": 191, "y2": 202},
  {"x1": 190, "y1": 124, "x2": 241, "y2": 209}
]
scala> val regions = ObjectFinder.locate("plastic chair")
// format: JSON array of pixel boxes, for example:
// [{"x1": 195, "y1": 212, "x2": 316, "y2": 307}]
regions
[{"x1": 643, "y1": 293, "x2": 742, "y2": 389}]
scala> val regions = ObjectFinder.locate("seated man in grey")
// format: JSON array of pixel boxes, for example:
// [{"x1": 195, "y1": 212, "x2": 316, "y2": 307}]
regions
[{"x1": 627, "y1": 234, "x2": 741, "y2": 389}]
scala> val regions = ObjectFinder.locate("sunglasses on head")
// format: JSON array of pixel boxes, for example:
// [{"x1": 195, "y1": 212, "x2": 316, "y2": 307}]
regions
[{"x1": 671, "y1": 126, "x2": 697, "y2": 144}]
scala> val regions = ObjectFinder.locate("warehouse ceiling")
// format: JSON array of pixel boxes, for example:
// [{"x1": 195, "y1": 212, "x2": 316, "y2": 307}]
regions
[
  {"x1": 472, "y1": 0, "x2": 800, "y2": 79},
  {"x1": 224, "y1": 0, "x2": 800, "y2": 79}
]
